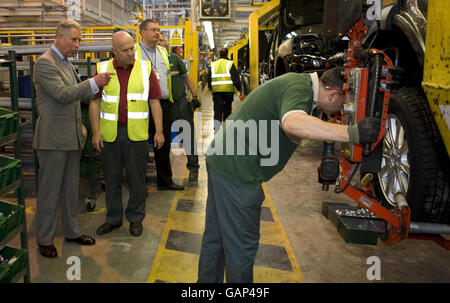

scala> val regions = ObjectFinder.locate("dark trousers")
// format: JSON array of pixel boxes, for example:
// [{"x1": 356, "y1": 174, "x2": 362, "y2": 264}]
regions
[
  {"x1": 149, "y1": 99, "x2": 173, "y2": 186},
  {"x1": 212, "y1": 92, "x2": 234, "y2": 123},
  {"x1": 101, "y1": 125, "x2": 149, "y2": 225},
  {"x1": 198, "y1": 164, "x2": 265, "y2": 283},
  {"x1": 171, "y1": 95, "x2": 199, "y2": 171}
]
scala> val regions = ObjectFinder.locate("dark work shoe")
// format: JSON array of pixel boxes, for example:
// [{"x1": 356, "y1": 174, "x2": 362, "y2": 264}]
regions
[
  {"x1": 129, "y1": 222, "x2": 143, "y2": 237},
  {"x1": 157, "y1": 182, "x2": 185, "y2": 191},
  {"x1": 65, "y1": 234, "x2": 96, "y2": 245},
  {"x1": 38, "y1": 244, "x2": 58, "y2": 258},
  {"x1": 96, "y1": 222, "x2": 122, "y2": 235},
  {"x1": 188, "y1": 170, "x2": 199, "y2": 184}
]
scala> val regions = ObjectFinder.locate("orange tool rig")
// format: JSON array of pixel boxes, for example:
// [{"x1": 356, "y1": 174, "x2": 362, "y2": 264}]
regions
[{"x1": 323, "y1": 16, "x2": 449, "y2": 249}]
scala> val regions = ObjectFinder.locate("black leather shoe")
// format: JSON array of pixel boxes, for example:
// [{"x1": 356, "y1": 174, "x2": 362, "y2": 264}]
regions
[
  {"x1": 96, "y1": 222, "x2": 122, "y2": 235},
  {"x1": 188, "y1": 170, "x2": 199, "y2": 184},
  {"x1": 65, "y1": 234, "x2": 96, "y2": 245},
  {"x1": 38, "y1": 244, "x2": 58, "y2": 258},
  {"x1": 129, "y1": 222, "x2": 143, "y2": 237},
  {"x1": 157, "y1": 182, "x2": 185, "y2": 191}
]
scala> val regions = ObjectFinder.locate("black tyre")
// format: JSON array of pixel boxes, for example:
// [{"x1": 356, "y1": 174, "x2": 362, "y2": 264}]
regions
[{"x1": 373, "y1": 88, "x2": 450, "y2": 223}]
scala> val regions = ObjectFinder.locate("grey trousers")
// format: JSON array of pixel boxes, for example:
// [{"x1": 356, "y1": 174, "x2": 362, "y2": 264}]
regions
[
  {"x1": 101, "y1": 125, "x2": 149, "y2": 225},
  {"x1": 171, "y1": 95, "x2": 199, "y2": 171},
  {"x1": 36, "y1": 149, "x2": 82, "y2": 245},
  {"x1": 198, "y1": 164, "x2": 265, "y2": 283}
]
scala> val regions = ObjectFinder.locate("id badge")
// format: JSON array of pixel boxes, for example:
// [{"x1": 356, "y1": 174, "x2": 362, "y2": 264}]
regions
[{"x1": 155, "y1": 72, "x2": 160, "y2": 80}]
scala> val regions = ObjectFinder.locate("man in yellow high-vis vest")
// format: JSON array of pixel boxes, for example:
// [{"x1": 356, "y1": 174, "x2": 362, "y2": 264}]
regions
[
  {"x1": 137, "y1": 19, "x2": 184, "y2": 191},
  {"x1": 208, "y1": 48, "x2": 241, "y2": 127},
  {"x1": 89, "y1": 31, "x2": 164, "y2": 237}
]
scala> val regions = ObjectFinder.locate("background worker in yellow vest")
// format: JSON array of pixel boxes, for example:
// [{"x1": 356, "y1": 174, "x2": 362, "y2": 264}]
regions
[
  {"x1": 89, "y1": 31, "x2": 164, "y2": 237},
  {"x1": 208, "y1": 48, "x2": 241, "y2": 127},
  {"x1": 137, "y1": 19, "x2": 184, "y2": 191}
]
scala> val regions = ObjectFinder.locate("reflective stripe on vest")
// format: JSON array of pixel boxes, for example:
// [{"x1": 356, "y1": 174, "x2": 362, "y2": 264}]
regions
[
  {"x1": 135, "y1": 43, "x2": 173, "y2": 102},
  {"x1": 96, "y1": 59, "x2": 151, "y2": 142},
  {"x1": 211, "y1": 59, "x2": 234, "y2": 93}
]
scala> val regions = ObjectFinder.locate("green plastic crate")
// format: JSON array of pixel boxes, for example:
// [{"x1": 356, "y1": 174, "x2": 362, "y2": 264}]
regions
[
  {"x1": 0, "y1": 246, "x2": 27, "y2": 283},
  {"x1": 0, "y1": 201, "x2": 24, "y2": 243},
  {"x1": 0, "y1": 108, "x2": 18, "y2": 138},
  {"x1": 0, "y1": 156, "x2": 21, "y2": 189}
]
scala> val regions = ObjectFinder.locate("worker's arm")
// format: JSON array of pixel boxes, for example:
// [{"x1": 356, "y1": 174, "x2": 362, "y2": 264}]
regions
[
  {"x1": 149, "y1": 99, "x2": 164, "y2": 150},
  {"x1": 282, "y1": 112, "x2": 381, "y2": 144},
  {"x1": 282, "y1": 112, "x2": 349, "y2": 143},
  {"x1": 89, "y1": 98, "x2": 104, "y2": 152},
  {"x1": 230, "y1": 64, "x2": 241, "y2": 91},
  {"x1": 182, "y1": 73, "x2": 197, "y2": 97}
]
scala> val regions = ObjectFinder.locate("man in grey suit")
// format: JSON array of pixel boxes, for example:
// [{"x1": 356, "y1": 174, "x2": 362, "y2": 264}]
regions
[{"x1": 32, "y1": 19, "x2": 114, "y2": 258}]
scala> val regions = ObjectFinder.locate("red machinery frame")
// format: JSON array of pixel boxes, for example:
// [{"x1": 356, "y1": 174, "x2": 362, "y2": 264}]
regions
[{"x1": 336, "y1": 17, "x2": 412, "y2": 246}]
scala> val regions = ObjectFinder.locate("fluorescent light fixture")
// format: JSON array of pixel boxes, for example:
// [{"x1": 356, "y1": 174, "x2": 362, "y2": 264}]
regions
[{"x1": 203, "y1": 21, "x2": 215, "y2": 49}]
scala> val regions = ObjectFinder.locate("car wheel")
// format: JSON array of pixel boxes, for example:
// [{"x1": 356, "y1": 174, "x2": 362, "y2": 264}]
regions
[{"x1": 373, "y1": 88, "x2": 450, "y2": 223}]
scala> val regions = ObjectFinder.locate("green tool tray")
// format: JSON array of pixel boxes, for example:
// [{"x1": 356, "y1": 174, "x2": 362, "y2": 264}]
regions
[
  {"x1": 0, "y1": 246, "x2": 27, "y2": 283},
  {"x1": 0, "y1": 156, "x2": 21, "y2": 189},
  {"x1": 0, "y1": 108, "x2": 18, "y2": 138},
  {"x1": 0, "y1": 201, "x2": 24, "y2": 243}
]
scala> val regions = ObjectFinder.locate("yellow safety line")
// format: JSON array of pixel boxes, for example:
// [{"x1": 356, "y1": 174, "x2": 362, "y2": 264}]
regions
[
  {"x1": 260, "y1": 183, "x2": 304, "y2": 282},
  {"x1": 147, "y1": 183, "x2": 187, "y2": 283}
]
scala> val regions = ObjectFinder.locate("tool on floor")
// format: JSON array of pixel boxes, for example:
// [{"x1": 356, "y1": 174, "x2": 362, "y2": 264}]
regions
[{"x1": 318, "y1": 3, "x2": 450, "y2": 250}]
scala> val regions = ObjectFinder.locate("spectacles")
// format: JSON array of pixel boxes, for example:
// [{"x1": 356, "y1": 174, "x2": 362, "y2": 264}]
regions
[{"x1": 325, "y1": 86, "x2": 345, "y2": 95}]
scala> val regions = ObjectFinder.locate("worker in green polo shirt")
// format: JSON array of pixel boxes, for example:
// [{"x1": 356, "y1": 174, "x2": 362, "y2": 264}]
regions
[
  {"x1": 157, "y1": 34, "x2": 201, "y2": 183},
  {"x1": 197, "y1": 67, "x2": 381, "y2": 283}
]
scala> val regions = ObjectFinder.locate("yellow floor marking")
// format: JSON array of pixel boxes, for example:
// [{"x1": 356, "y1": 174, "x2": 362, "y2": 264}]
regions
[
  {"x1": 147, "y1": 177, "x2": 304, "y2": 283},
  {"x1": 260, "y1": 183, "x2": 304, "y2": 282}
]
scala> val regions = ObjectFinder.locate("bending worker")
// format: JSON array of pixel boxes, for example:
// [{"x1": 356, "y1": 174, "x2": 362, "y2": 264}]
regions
[
  {"x1": 198, "y1": 67, "x2": 381, "y2": 283},
  {"x1": 90, "y1": 31, "x2": 164, "y2": 237}
]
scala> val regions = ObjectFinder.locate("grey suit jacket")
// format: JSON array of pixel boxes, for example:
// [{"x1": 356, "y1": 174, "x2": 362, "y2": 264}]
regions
[{"x1": 32, "y1": 48, "x2": 93, "y2": 150}]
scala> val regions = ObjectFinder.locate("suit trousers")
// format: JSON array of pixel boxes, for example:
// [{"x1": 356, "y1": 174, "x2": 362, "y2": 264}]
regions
[
  {"x1": 212, "y1": 92, "x2": 234, "y2": 123},
  {"x1": 35, "y1": 149, "x2": 82, "y2": 245},
  {"x1": 101, "y1": 124, "x2": 149, "y2": 225},
  {"x1": 197, "y1": 164, "x2": 265, "y2": 283},
  {"x1": 149, "y1": 99, "x2": 174, "y2": 186},
  {"x1": 170, "y1": 95, "x2": 199, "y2": 171}
]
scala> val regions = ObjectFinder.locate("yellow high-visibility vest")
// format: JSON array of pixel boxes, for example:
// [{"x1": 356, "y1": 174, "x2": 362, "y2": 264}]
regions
[
  {"x1": 211, "y1": 58, "x2": 235, "y2": 93},
  {"x1": 96, "y1": 59, "x2": 152, "y2": 142},
  {"x1": 135, "y1": 43, "x2": 174, "y2": 102}
]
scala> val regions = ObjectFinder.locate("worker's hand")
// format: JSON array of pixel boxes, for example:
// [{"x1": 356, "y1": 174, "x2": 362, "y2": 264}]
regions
[
  {"x1": 153, "y1": 132, "x2": 165, "y2": 150},
  {"x1": 91, "y1": 132, "x2": 104, "y2": 152},
  {"x1": 93, "y1": 72, "x2": 116, "y2": 87},
  {"x1": 347, "y1": 117, "x2": 381, "y2": 144},
  {"x1": 191, "y1": 96, "x2": 201, "y2": 111}
]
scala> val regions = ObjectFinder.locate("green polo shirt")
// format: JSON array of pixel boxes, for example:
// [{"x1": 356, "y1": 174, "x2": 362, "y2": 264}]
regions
[
  {"x1": 168, "y1": 52, "x2": 188, "y2": 102},
  {"x1": 206, "y1": 72, "x2": 314, "y2": 189}
]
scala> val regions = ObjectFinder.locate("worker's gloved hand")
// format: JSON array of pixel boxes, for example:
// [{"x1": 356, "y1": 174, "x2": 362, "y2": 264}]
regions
[
  {"x1": 347, "y1": 117, "x2": 381, "y2": 144},
  {"x1": 191, "y1": 96, "x2": 201, "y2": 111}
]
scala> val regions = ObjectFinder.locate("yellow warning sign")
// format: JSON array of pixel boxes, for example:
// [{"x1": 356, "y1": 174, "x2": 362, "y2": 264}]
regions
[{"x1": 170, "y1": 28, "x2": 183, "y2": 47}]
